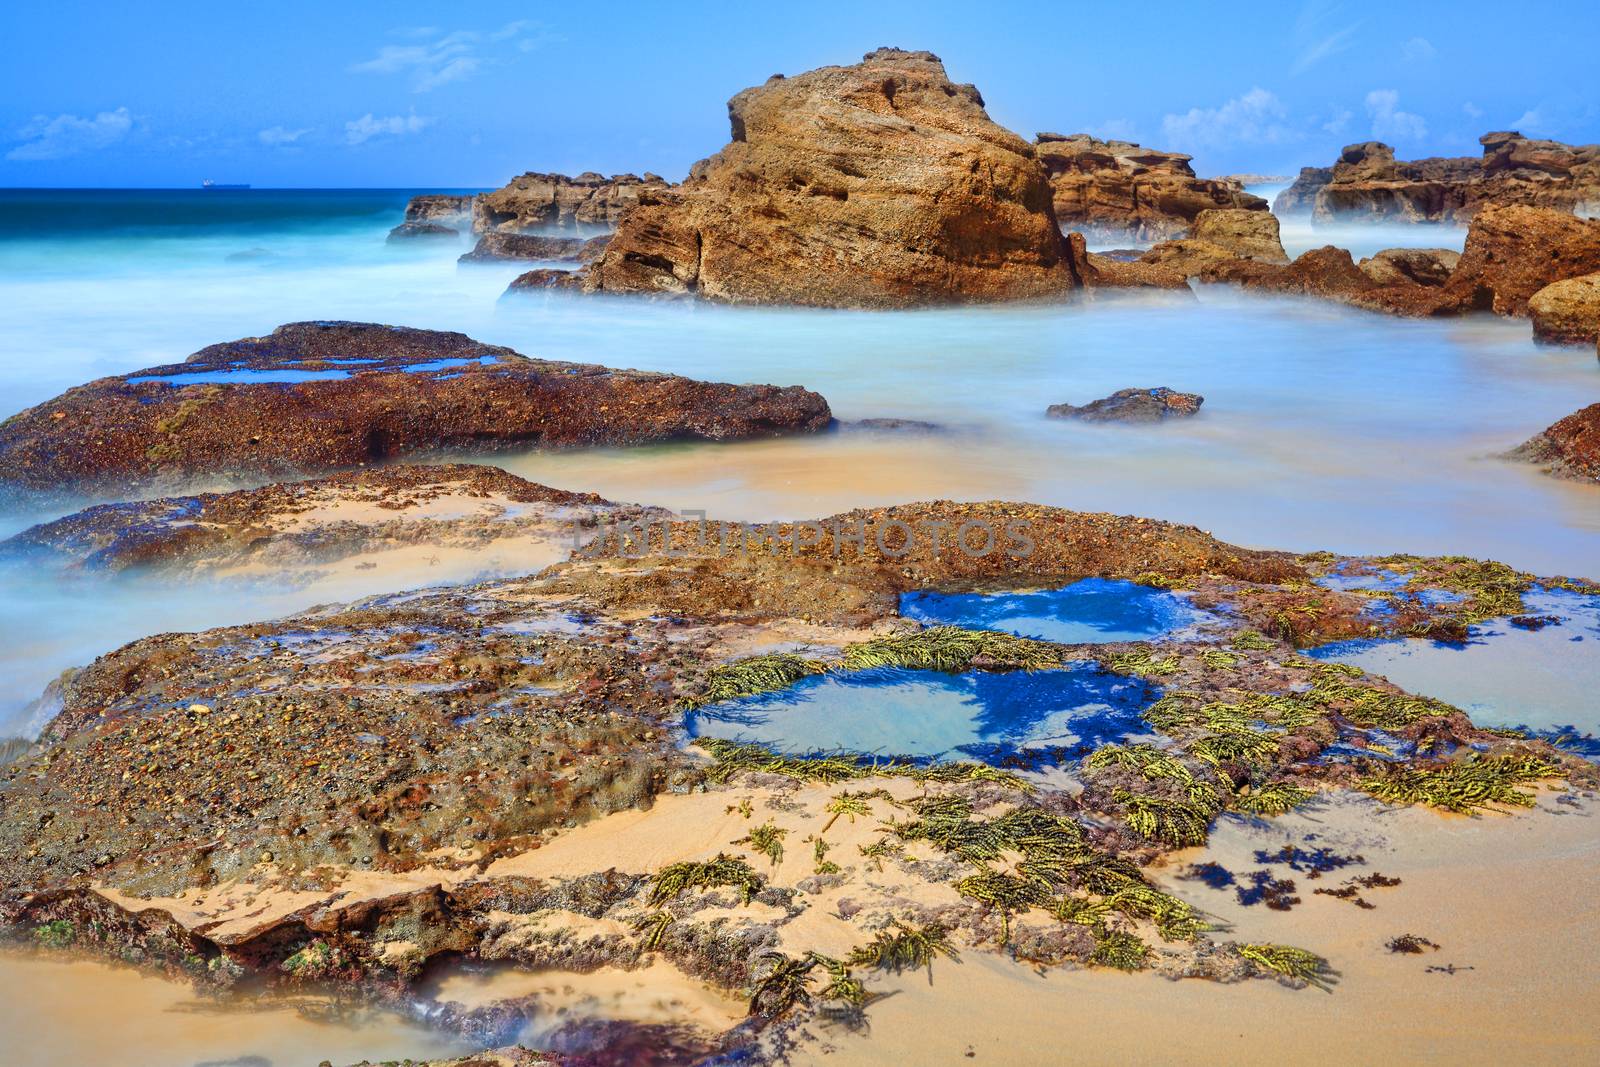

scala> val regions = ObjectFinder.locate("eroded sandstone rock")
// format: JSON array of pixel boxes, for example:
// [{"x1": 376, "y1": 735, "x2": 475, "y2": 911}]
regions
[
  {"x1": 473, "y1": 172, "x2": 671, "y2": 234},
  {"x1": 0, "y1": 322, "x2": 832, "y2": 498},
  {"x1": 387, "y1": 194, "x2": 475, "y2": 239},
  {"x1": 1529, "y1": 273, "x2": 1600, "y2": 344},
  {"x1": 1357, "y1": 248, "x2": 1460, "y2": 287},
  {"x1": 1443, "y1": 205, "x2": 1600, "y2": 315},
  {"x1": 580, "y1": 48, "x2": 1082, "y2": 307},
  {"x1": 1190, "y1": 208, "x2": 1288, "y2": 263},
  {"x1": 1273, "y1": 132, "x2": 1600, "y2": 223},
  {"x1": 1035, "y1": 134, "x2": 1266, "y2": 242},
  {"x1": 459, "y1": 232, "x2": 610, "y2": 264}
]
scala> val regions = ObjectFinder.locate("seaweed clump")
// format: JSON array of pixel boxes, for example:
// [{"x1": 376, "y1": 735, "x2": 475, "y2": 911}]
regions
[
  {"x1": 1237, "y1": 943, "x2": 1337, "y2": 991},
  {"x1": 846, "y1": 920, "x2": 959, "y2": 975},
  {"x1": 1360, "y1": 753, "x2": 1563, "y2": 813},
  {"x1": 842, "y1": 626, "x2": 1063, "y2": 672},
  {"x1": 684, "y1": 652, "x2": 825, "y2": 708},
  {"x1": 649, "y1": 854, "x2": 764, "y2": 905}
]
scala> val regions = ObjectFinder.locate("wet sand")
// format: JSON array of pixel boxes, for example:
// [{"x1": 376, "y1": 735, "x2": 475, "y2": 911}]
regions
[{"x1": 796, "y1": 792, "x2": 1600, "y2": 1065}]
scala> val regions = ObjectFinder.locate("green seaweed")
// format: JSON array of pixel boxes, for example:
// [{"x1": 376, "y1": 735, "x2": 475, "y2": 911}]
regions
[
  {"x1": 846, "y1": 920, "x2": 959, "y2": 974},
  {"x1": 684, "y1": 653, "x2": 825, "y2": 709},
  {"x1": 1360, "y1": 753, "x2": 1563, "y2": 813},
  {"x1": 956, "y1": 870, "x2": 1051, "y2": 944},
  {"x1": 737, "y1": 821, "x2": 789, "y2": 867},
  {"x1": 649, "y1": 854, "x2": 764, "y2": 905},
  {"x1": 633, "y1": 911, "x2": 673, "y2": 955},
  {"x1": 1090, "y1": 928, "x2": 1150, "y2": 971},
  {"x1": 1231, "y1": 781, "x2": 1316, "y2": 816},
  {"x1": 842, "y1": 626, "x2": 1062, "y2": 673},
  {"x1": 1238, "y1": 943, "x2": 1336, "y2": 991}
]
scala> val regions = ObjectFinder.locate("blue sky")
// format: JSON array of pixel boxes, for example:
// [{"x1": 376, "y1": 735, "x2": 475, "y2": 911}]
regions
[{"x1": 3, "y1": 0, "x2": 1596, "y2": 187}]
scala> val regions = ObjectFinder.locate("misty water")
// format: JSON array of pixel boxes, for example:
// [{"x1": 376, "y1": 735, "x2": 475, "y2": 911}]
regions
[{"x1": 0, "y1": 189, "x2": 1597, "y2": 1064}]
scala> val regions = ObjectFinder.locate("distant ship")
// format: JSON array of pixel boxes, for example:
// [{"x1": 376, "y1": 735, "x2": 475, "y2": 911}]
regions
[{"x1": 201, "y1": 179, "x2": 250, "y2": 190}]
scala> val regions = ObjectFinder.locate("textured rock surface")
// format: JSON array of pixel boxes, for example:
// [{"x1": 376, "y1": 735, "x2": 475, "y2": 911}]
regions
[
  {"x1": 1046, "y1": 387, "x2": 1204, "y2": 422},
  {"x1": 459, "y1": 232, "x2": 609, "y2": 264},
  {"x1": 0, "y1": 322, "x2": 832, "y2": 498},
  {"x1": 1443, "y1": 205, "x2": 1600, "y2": 315},
  {"x1": 1507, "y1": 403, "x2": 1600, "y2": 482},
  {"x1": 1529, "y1": 273, "x2": 1600, "y2": 344},
  {"x1": 386, "y1": 221, "x2": 460, "y2": 242},
  {"x1": 1035, "y1": 134, "x2": 1266, "y2": 242},
  {"x1": 1274, "y1": 132, "x2": 1600, "y2": 222},
  {"x1": 0, "y1": 464, "x2": 665, "y2": 575},
  {"x1": 581, "y1": 48, "x2": 1082, "y2": 307},
  {"x1": 1357, "y1": 248, "x2": 1460, "y2": 287},
  {"x1": 387, "y1": 194, "x2": 475, "y2": 240},
  {"x1": 1190, "y1": 208, "x2": 1287, "y2": 263},
  {"x1": 473, "y1": 172, "x2": 671, "y2": 233}
]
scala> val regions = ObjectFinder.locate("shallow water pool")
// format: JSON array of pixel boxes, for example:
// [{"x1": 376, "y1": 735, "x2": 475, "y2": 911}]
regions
[{"x1": 900, "y1": 578, "x2": 1213, "y2": 643}]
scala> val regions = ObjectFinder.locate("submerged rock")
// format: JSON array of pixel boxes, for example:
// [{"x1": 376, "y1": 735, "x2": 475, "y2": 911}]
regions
[
  {"x1": 0, "y1": 321, "x2": 832, "y2": 498},
  {"x1": 1529, "y1": 273, "x2": 1600, "y2": 344},
  {"x1": 1046, "y1": 387, "x2": 1204, "y2": 423},
  {"x1": 1507, "y1": 403, "x2": 1600, "y2": 482},
  {"x1": 459, "y1": 232, "x2": 610, "y2": 264},
  {"x1": 505, "y1": 268, "x2": 584, "y2": 292},
  {"x1": 386, "y1": 221, "x2": 459, "y2": 241},
  {"x1": 580, "y1": 48, "x2": 1084, "y2": 307},
  {"x1": 1033, "y1": 133, "x2": 1267, "y2": 243},
  {"x1": 0, "y1": 463, "x2": 667, "y2": 575},
  {"x1": 1273, "y1": 132, "x2": 1600, "y2": 223}
]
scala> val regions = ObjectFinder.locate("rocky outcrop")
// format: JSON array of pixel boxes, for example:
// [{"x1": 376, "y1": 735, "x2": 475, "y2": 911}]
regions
[
  {"x1": 1357, "y1": 248, "x2": 1460, "y2": 287},
  {"x1": 1034, "y1": 133, "x2": 1267, "y2": 242},
  {"x1": 0, "y1": 464, "x2": 666, "y2": 575},
  {"x1": 1190, "y1": 208, "x2": 1287, "y2": 263},
  {"x1": 473, "y1": 172, "x2": 671, "y2": 234},
  {"x1": 506, "y1": 268, "x2": 584, "y2": 292},
  {"x1": 578, "y1": 48, "x2": 1083, "y2": 308},
  {"x1": 1507, "y1": 403, "x2": 1600, "y2": 482},
  {"x1": 386, "y1": 221, "x2": 460, "y2": 242},
  {"x1": 1529, "y1": 273, "x2": 1600, "y2": 344},
  {"x1": 1273, "y1": 132, "x2": 1600, "y2": 223},
  {"x1": 387, "y1": 194, "x2": 475, "y2": 239},
  {"x1": 1046, "y1": 387, "x2": 1204, "y2": 422},
  {"x1": 0, "y1": 322, "x2": 832, "y2": 498},
  {"x1": 1443, "y1": 205, "x2": 1600, "y2": 315},
  {"x1": 459, "y1": 232, "x2": 610, "y2": 264}
]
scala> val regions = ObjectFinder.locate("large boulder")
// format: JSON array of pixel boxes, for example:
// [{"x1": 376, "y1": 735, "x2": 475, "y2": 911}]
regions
[
  {"x1": 473, "y1": 172, "x2": 671, "y2": 234},
  {"x1": 580, "y1": 48, "x2": 1083, "y2": 308},
  {"x1": 0, "y1": 322, "x2": 832, "y2": 498},
  {"x1": 1190, "y1": 208, "x2": 1288, "y2": 263},
  {"x1": 1507, "y1": 403, "x2": 1600, "y2": 483},
  {"x1": 1443, "y1": 205, "x2": 1600, "y2": 315},
  {"x1": 1033, "y1": 134, "x2": 1266, "y2": 243},
  {"x1": 1275, "y1": 132, "x2": 1600, "y2": 223},
  {"x1": 1529, "y1": 273, "x2": 1600, "y2": 344},
  {"x1": 387, "y1": 194, "x2": 474, "y2": 239}
]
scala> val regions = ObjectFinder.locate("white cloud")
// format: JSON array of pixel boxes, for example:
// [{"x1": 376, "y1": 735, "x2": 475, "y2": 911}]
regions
[
  {"x1": 258, "y1": 125, "x2": 313, "y2": 147},
  {"x1": 344, "y1": 112, "x2": 434, "y2": 145},
  {"x1": 1161, "y1": 88, "x2": 1299, "y2": 151},
  {"x1": 1463, "y1": 102, "x2": 1484, "y2": 120},
  {"x1": 1401, "y1": 37, "x2": 1436, "y2": 62},
  {"x1": 1322, "y1": 109, "x2": 1353, "y2": 135},
  {"x1": 1090, "y1": 118, "x2": 1139, "y2": 142},
  {"x1": 6, "y1": 106, "x2": 133, "y2": 161},
  {"x1": 1511, "y1": 109, "x2": 1551, "y2": 135},
  {"x1": 1366, "y1": 89, "x2": 1428, "y2": 142},
  {"x1": 350, "y1": 22, "x2": 555, "y2": 92},
  {"x1": 1291, "y1": 2, "x2": 1362, "y2": 74}
]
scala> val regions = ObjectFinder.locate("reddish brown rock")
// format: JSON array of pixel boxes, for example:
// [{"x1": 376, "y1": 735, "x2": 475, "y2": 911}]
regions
[
  {"x1": 580, "y1": 48, "x2": 1082, "y2": 308},
  {"x1": 505, "y1": 268, "x2": 584, "y2": 292},
  {"x1": 1528, "y1": 273, "x2": 1600, "y2": 344},
  {"x1": 1443, "y1": 205, "x2": 1600, "y2": 315},
  {"x1": 1035, "y1": 134, "x2": 1266, "y2": 242},
  {"x1": 0, "y1": 322, "x2": 832, "y2": 498},
  {"x1": 1507, "y1": 403, "x2": 1600, "y2": 482},
  {"x1": 473, "y1": 172, "x2": 671, "y2": 234},
  {"x1": 1201, "y1": 245, "x2": 1377, "y2": 301},
  {"x1": 1274, "y1": 132, "x2": 1600, "y2": 223},
  {"x1": 386, "y1": 221, "x2": 460, "y2": 242}
]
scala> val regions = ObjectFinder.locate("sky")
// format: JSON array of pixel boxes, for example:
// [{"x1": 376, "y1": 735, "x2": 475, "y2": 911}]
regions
[{"x1": 2, "y1": 0, "x2": 1596, "y2": 188}]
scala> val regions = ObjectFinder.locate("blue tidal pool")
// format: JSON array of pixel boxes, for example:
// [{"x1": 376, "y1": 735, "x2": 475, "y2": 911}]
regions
[
  {"x1": 899, "y1": 577, "x2": 1210, "y2": 644},
  {"x1": 1309, "y1": 588, "x2": 1600, "y2": 742},
  {"x1": 684, "y1": 662, "x2": 1156, "y2": 764}
]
